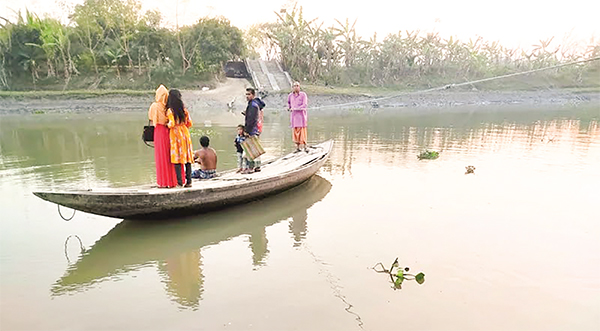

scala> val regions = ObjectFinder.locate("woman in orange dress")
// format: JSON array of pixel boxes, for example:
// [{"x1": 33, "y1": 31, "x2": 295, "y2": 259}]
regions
[
  {"x1": 148, "y1": 85, "x2": 178, "y2": 188},
  {"x1": 166, "y1": 89, "x2": 194, "y2": 187}
]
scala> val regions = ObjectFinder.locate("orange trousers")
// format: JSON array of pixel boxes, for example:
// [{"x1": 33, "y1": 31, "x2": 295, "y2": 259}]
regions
[{"x1": 293, "y1": 127, "x2": 307, "y2": 145}]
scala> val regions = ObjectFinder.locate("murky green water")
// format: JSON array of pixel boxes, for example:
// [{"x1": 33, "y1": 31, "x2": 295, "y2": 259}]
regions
[{"x1": 1, "y1": 104, "x2": 599, "y2": 330}]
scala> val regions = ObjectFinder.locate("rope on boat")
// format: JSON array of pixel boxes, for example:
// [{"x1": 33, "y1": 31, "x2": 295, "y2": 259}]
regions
[
  {"x1": 64, "y1": 235, "x2": 85, "y2": 264},
  {"x1": 311, "y1": 56, "x2": 600, "y2": 110},
  {"x1": 58, "y1": 204, "x2": 76, "y2": 221}
]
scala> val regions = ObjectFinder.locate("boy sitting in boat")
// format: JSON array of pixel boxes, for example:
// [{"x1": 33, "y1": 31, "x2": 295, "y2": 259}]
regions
[{"x1": 192, "y1": 136, "x2": 218, "y2": 179}]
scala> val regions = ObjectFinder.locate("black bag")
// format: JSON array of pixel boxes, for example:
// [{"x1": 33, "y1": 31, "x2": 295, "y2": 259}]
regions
[{"x1": 143, "y1": 120, "x2": 154, "y2": 143}]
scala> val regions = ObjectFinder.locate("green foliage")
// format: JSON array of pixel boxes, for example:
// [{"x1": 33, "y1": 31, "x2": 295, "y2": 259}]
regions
[
  {"x1": 395, "y1": 269, "x2": 404, "y2": 287},
  {"x1": 417, "y1": 150, "x2": 439, "y2": 160},
  {"x1": 0, "y1": 1, "x2": 246, "y2": 90},
  {"x1": 0, "y1": 89, "x2": 153, "y2": 99},
  {"x1": 189, "y1": 127, "x2": 220, "y2": 138},
  {"x1": 2, "y1": 2, "x2": 598, "y2": 91},
  {"x1": 373, "y1": 258, "x2": 425, "y2": 290},
  {"x1": 415, "y1": 272, "x2": 425, "y2": 285},
  {"x1": 259, "y1": 6, "x2": 600, "y2": 90},
  {"x1": 179, "y1": 17, "x2": 245, "y2": 75}
]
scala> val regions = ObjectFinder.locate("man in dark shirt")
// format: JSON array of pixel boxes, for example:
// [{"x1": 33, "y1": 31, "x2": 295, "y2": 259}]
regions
[
  {"x1": 244, "y1": 88, "x2": 261, "y2": 136},
  {"x1": 242, "y1": 88, "x2": 264, "y2": 173}
]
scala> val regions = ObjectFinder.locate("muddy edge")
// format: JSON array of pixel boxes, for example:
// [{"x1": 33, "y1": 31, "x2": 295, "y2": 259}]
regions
[{"x1": 1, "y1": 89, "x2": 599, "y2": 115}]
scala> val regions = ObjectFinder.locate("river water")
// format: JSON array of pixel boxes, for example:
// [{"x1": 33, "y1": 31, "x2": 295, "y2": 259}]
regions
[{"x1": 1, "y1": 104, "x2": 599, "y2": 330}]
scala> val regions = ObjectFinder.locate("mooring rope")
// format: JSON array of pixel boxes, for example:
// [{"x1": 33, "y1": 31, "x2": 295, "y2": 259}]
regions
[
  {"x1": 58, "y1": 204, "x2": 76, "y2": 221},
  {"x1": 311, "y1": 56, "x2": 600, "y2": 110},
  {"x1": 64, "y1": 235, "x2": 85, "y2": 264}
]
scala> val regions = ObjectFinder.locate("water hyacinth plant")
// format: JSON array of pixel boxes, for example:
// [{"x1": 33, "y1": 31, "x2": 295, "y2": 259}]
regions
[
  {"x1": 417, "y1": 150, "x2": 439, "y2": 160},
  {"x1": 373, "y1": 258, "x2": 425, "y2": 290},
  {"x1": 189, "y1": 127, "x2": 219, "y2": 137}
]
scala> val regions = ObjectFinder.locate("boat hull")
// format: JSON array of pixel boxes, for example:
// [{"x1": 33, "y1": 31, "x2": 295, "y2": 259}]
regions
[{"x1": 33, "y1": 140, "x2": 333, "y2": 219}]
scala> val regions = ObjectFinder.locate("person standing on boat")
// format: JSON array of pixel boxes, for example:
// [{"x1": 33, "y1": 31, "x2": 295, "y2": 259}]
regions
[
  {"x1": 166, "y1": 89, "x2": 194, "y2": 187},
  {"x1": 148, "y1": 85, "x2": 178, "y2": 188},
  {"x1": 243, "y1": 88, "x2": 264, "y2": 173},
  {"x1": 234, "y1": 124, "x2": 246, "y2": 173},
  {"x1": 287, "y1": 81, "x2": 308, "y2": 152},
  {"x1": 192, "y1": 136, "x2": 218, "y2": 179},
  {"x1": 254, "y1": 95, "x2": 265, "y2": 172}
]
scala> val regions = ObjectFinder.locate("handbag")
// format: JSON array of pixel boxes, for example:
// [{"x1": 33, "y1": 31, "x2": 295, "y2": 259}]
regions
[
  {"x1": 142, "y1": 120, "x2": 154, "y2": 148},
  {"x1": 241, "y1": 135, "x2": 265, "y2": 161},
  {"x1": 142, "y1": 120, "x2": 154, "y2": 147}
]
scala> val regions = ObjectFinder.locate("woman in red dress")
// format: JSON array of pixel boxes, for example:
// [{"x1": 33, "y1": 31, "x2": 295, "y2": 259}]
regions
[{"x1": 148, "y1": 85, "x2": 178, "y2": 188}]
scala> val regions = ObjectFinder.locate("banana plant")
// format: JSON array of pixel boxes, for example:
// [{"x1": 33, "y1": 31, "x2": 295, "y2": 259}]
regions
[{"x1": 104, "y1": 48, "x2": 124, "y2": 78}]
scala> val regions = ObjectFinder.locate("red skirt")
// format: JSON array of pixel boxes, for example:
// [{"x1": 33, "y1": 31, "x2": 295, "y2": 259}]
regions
[{"x1": 154, "y1": 124, "x2": 178, "y2": 188}]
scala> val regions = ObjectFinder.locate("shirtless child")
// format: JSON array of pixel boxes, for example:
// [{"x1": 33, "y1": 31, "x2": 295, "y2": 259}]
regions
[{"x1": 191, "y1": 136, "x2": 218, "y2": 179}]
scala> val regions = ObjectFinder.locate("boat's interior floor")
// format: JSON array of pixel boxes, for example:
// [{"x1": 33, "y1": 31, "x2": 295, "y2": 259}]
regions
[{"x1": 79, "y1": 145, "x2": 327, "y2": 194}]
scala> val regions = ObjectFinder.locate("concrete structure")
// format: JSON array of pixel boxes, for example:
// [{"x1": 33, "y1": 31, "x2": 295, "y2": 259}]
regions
[{"x1": 245, "y1": 59, "x2": 293, "y2": 92}]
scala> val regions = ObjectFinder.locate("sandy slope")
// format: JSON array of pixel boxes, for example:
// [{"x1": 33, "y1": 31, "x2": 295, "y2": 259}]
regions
[{"x1": 183, "y1": 78, "x2": 252, "y2": 112}]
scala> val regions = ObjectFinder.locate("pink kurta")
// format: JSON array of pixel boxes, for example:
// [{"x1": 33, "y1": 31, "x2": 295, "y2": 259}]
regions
[{"x1": 287, "y1": 91, "x2": 308, "y2": 128}]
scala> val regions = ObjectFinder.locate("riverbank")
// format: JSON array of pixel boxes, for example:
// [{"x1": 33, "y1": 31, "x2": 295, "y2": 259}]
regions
[{"x1": 0, "y1": 80, "x2": 598, "y2": 115}]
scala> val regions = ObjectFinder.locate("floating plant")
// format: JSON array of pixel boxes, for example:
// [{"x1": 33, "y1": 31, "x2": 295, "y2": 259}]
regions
[
  {"x1": 373, "y1": 258, "x2": 425, "y2": 290},
  {"x1": 417, "y1": 150, "x2": 439, "y2": 160}
]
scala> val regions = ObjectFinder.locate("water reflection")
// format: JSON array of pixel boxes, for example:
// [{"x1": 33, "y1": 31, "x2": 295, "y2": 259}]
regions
[
  {"x1": 289, "y1": 208, "x2": 308, "y2": 247},
  {"x1": 158, "y1": 251, "x2": 204, "y2": 308},
  {"x1": 0, "y1": 114, "x2": 156, "y2": 187},
  {"x1": 314, "y1": 108, "x2": 599, "y2": 177},
  {"x1": 2, "y1": 108, "x2": 597, "y2": 189},
  {"x1": 51, "y1": 175, "x2": 332, "y2": 308},
  {"x1": 2, "y1": 106, "x2": 600, "y2": 330}
]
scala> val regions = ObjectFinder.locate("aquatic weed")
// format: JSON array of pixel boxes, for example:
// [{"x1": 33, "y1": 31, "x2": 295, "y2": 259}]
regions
[
  {"x1": 373, "y1": 258, "x2": 425, "y2": 290},
  {"x1": 417, "y1": 150, "x2": 439, "y2": 160},
  {"x1": 189, "y1": 127, "x2": 220, "y2": 137}
]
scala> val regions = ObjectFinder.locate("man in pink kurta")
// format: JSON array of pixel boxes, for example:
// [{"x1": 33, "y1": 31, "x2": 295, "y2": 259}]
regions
[{"x1": 287, "y1": 81, "x2": 308, "y2": 152}]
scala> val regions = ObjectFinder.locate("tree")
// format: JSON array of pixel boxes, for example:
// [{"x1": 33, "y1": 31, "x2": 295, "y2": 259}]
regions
[
  {"x1": 71, "y1": 0, "x2": 142, "y2": 75},
  {"x1": 178, "y1": 17, "x2": 245, "y2": 75}
]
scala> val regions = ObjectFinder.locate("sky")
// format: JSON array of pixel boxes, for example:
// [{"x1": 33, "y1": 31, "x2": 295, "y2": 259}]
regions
[{"x1": 1, "y1": 0, "x2": 599, "y2": 51}]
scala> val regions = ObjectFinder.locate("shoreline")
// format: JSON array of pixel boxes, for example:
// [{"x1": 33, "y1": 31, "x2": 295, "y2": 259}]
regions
[{"x1": 0, "y1": 88, "x2": 598, "y2": 115}]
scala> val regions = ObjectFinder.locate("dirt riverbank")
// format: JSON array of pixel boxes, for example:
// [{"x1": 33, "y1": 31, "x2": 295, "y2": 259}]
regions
[{"x1": 0, "y1": 78, "x2": 598, "y2": 115}]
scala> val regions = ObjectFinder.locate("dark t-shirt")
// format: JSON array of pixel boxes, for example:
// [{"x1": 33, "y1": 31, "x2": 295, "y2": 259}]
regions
[{"x1": 234, "y1": 134, "x2": 245, "y2": 153}]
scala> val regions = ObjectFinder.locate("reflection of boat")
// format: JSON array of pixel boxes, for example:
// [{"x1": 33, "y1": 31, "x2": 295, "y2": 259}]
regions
[
  {"x1": 51, "y1": 175, "x2": 332, "y2": 298},
  {"x1": 33, "y1": 140, "x2": 333, "y2": 219}
]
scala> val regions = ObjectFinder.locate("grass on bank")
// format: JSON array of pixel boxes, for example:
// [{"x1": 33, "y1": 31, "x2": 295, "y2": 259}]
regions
[
  {"x1": 300, "y1": 69, "x2": 600, "y2": 97},
  {"x1": 1, "y1": 67, "x2": 598, "y2": 100},
  {"x1": 4, "y1": 85, "x2": 598, "y2": 101},
  {"x1": 0, "y1": 89, "x2": 155, "y2": 100}
]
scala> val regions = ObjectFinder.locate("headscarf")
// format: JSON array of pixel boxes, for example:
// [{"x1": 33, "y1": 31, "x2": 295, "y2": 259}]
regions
[{"x1": 148, "y1": 85, "x2": 169, "y2": 126}]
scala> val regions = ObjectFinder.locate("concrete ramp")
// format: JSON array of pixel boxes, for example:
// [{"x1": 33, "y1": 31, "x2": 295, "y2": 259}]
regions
[{"x1": 245, "y1": 59, "x2": 293, "y2": 92}]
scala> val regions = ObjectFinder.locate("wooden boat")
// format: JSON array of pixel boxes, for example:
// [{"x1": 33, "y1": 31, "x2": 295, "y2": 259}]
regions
[
  {"x1": 34, "y1": 140, "x2": 333, "y2": 220},
  {"x1": 52, "y1": 175, "x2": 332, "y2": 297}
]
